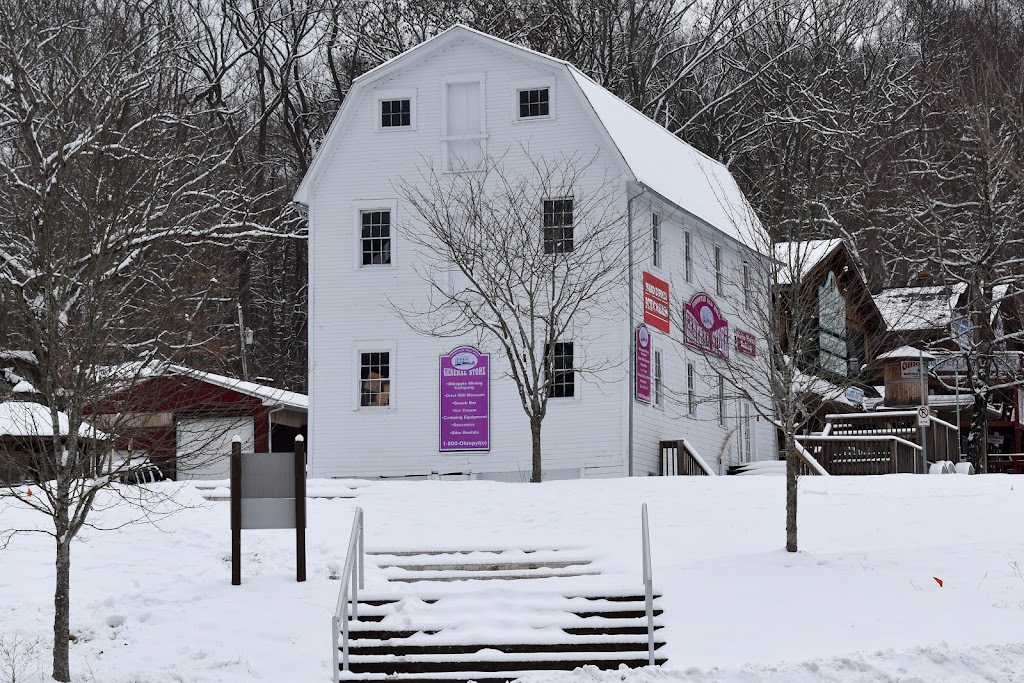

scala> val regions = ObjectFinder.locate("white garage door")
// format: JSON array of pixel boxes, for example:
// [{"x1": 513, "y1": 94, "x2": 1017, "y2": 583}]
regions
[{"x1": 176, "y1": 416, "x2": 254, "y2": 480}]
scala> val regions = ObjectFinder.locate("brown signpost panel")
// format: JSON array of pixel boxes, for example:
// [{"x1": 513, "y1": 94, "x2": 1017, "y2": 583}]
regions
[{"x1": 230, "y1": 436, "x2": 307, "y2": 584}]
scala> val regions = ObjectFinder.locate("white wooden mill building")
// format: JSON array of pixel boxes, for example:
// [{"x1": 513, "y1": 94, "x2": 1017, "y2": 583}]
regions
[{"x1": 294, "y1": 25, "x2": 777, "y2": 480}]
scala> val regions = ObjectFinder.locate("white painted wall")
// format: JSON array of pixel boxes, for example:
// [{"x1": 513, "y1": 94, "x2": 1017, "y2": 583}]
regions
[{"x1": 306, "y1": 35, "x2": 776, "y2": 479}]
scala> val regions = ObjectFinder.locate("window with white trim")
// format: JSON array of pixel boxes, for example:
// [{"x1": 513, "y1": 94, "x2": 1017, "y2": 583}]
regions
[
  {"x1": 687, "y1": 363, "x2": 696, "y2": 414},
  {"x1": 742, "y1": 402, "x2": 753, "y2": 462},
  {"x1": 518, "y1": 88, "x2": 550, "y2": 118},
  {"x1": 359, "y1": 351, "x2": 391, "y2": 407},
  {"x1": 684, "y1": 230, "x2": 692, "y2": 283},
  {"x1": 652, "y1": 212, "x2": 661, "y2": 268},
  {"x1": 742, "y1": 261, "x2": 751, "y2": 308},
  {"x1": 546, "y1": 341, "x2": 574, "y2": 398},
  {"x1": 718, "y1": 373, "x2": 726, "y2": 425},
  {"x1": 715, "y1": 245, "x2": 723, "y2": 295},
  {"x1": 381, "y1": 99, "x2": 411, "y2": 127},
  {"x1": 543, "y1": 198, "x2": 574, "y2": 254},
  {"x1": 360, "y1": 210, "x2": 391, "y2": 266},
  {"x1": 653, "y1": 349, "x2": 664, "y2": 408}
]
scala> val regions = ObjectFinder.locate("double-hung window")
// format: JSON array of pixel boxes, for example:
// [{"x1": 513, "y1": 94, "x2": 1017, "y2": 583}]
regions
[
  {"x1": 359, "y1": 351, "x2": 391, "y2": 407},
  {"x1": 543, "y1": 198, "x2": 574, "y2": 254},
  {"x1": 361, "y1": 210, "x2": 391, "y2": 266},
  {"x1": 652, "y1": 213, "x2": 662, "y2": 268},
  {"x1": 715, "y1": 245, "x2": 724, "y2": 296},
  {"x1": 653, "y1": 349, "x2": 664, "y2": 408},
  {"x1": 684, "y1": 231, "x2": 692, "y2": 283},
  {"x1": 742, "y1": 261, "x2": 751, "y2": 309},
  {"x1": 687, "y1": 363, "x2": 696, "y2": 414},
  {"x1": 546, "y1": 342, "x2": 575, "y2": 398}
]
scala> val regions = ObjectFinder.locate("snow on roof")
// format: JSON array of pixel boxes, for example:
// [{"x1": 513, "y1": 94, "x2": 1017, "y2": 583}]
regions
[
  {"x1": 793, "y1": 369, "x2": 859, "y2": 407},
  {"x1": 11, "y1": 380, "x2": 36, "y2": 394},
  {"x1": 874, "y1": 283, "x2": 967, "y2": 332},
  {"x1": 295, "y1": 25, "x2": 765, "y2": 250},
  {"x1": 170, "y1": 367, "x2": 308, "y2": 412},
  {"x1": 566, "y1": 67, "x2": 766, "y2": 250},
  {"x1": 773, "y1": 239, "x2": 845, "y2": 284},
  {"x1": 0, "y1": 350, "x2": 38, "y2": 364},
  {"x1": 0, "y1": 401, "x2": 106, "y2": 439},
  {"x1": 875, "y1": 345, "x2": 936, "y2": 362}
]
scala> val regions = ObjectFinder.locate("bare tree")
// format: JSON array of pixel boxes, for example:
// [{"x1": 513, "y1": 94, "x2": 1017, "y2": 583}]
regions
[
  {"x1": 0, "y1": 1, "x2": 288, "y2": 679},
  {"x1": 394, "y1": 152, "x2": 629, "y2": 483},
  {"x1": 908, "y1": 0, "x2": 1024, "y2": 472}
]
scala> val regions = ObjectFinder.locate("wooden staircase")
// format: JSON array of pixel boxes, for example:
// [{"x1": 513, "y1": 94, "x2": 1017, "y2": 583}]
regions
[{"x1": 337, "y1": 548, "x2": 667, "y2": 682}]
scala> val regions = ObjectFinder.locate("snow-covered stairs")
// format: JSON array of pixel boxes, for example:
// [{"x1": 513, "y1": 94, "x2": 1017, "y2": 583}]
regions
[{"x1": 338, "y1": 548, "x2": 666, "y2": 681}]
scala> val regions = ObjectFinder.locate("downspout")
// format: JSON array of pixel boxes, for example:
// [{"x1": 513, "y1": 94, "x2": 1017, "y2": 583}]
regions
[{"x1": 627, "y1": 186, "x2": 647, "y2": 477}]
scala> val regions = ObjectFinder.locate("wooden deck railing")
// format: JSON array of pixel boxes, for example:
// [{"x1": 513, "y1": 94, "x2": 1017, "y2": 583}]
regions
[
  {"x1": 659, "y1": 439, "x2": 716, "y2": 476},
  {"x1": 821, "y1": 411, "x2": 960, "y2": 465},
  {"x1": 798, "y1": 435, "x2": 923, "y2": 475}
]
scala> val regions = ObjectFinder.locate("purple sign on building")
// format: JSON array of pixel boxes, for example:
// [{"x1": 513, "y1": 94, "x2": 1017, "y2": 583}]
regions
[
  {"x1": 439, "y1": 346, "x2": 490, "y2": 452},
  {"x1": 636, "y1": 324, "x2": 652, "y2": 404}
]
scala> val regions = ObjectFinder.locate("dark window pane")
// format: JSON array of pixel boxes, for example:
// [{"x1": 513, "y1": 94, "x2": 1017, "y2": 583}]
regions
[{"x1": 519, "y1": 89, "x2": 550, "y2": 118}]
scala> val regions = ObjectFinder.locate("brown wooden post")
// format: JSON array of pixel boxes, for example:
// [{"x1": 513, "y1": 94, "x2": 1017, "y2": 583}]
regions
[
  {"x1": 294, "y1": 435, "x2": 307, "y2": 582},
  {"x1": 230, "y1": 437, "x2": 242, "y2": 586}
]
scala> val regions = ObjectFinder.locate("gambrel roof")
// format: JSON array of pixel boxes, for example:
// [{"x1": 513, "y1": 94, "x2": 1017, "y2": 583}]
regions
[{"x1": 294, "y1": 25, "x2": 765, "y2": 250}]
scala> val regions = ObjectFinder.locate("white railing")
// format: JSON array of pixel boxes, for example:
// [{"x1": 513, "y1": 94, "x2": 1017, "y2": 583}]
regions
[
  {"x1": 332, "y1": 507, "x2": 365, "y2": 682},
  {"x1": 641, "y1": 503, "x2": 655, "y2": 666}
]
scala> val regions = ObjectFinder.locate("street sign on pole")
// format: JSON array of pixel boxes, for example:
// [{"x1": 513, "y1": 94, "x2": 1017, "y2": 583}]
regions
[{"x1": 917, "y1": 404, "x2": 931, "y2": 427}]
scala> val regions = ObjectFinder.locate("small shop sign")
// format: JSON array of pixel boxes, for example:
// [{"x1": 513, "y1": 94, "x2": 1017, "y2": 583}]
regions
[{"x1": 735, "y1": 329, "x2": 756, "y2": 357}]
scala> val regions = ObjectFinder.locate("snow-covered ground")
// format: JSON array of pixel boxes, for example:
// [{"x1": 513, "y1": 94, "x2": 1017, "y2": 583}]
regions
[{"x1": 2, "y1": 475, "x2": 1024, "y2": 682}]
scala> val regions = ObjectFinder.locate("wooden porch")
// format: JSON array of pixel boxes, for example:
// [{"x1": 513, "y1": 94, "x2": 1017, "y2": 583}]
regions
[{"x1": 797, "y1": 411, "x2": 960, "y2": 475}]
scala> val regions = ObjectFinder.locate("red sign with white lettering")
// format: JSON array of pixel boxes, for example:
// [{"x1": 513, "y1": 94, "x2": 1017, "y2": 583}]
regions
[{"x1": 643, "y1": 272, "x2": 670, "y2": 333}]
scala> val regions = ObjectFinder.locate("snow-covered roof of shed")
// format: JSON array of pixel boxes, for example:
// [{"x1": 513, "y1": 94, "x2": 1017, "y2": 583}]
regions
[
  {"x1": 773, "y1": 239, "x2": 845, "y2": 284},
  {"x1": 0, "y1": 401, "x2": 106, "y2": 439},
  {"x1": 875, "y1": 345, "x2": 936, "y2": 362},
  {"x1": 874, "y1": 283, "x2": 967, "y2": 332},
  {"x1": 169, "y1": 367, "x2": 308, "y2": 412},
  {"x1": 294, "y1": 24, "x2": 765, "y2": 250}
]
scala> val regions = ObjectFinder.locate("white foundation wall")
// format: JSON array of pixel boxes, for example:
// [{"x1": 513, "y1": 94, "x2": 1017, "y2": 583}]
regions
[
  {"x1": 628, "y1": 196, "x2": 778, "y2": 475},
  {"x1": 308, "y1": 38, "x2": 631, "y2": 479}
]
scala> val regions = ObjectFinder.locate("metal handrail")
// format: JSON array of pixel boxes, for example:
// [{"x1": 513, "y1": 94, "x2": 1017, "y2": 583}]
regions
[
  {"x1": 332, "y1": 507, "x2": 365, "y2": 682},
  {"x1": 641, "y1": 503, "x2": 655, "y2": 666}
]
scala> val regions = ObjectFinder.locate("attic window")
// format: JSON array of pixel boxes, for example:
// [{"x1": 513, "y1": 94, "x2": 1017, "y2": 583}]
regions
[
  {"x1": 518, "y1": 88, "x2": 549, "y2": 118},
  {"x1": 381, "y1": 99, "x2": 411, "y2": 127}
]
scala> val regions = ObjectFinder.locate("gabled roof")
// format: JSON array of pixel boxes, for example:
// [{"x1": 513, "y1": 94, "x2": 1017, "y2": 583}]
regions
[
  {"x1": 168, "y1": 367, "x2": 308, "y2": 412},
  {"x1": 773, "y1": 239, "x2": 846, "y2": 285},
  {"x1": 874, "y1": 283, "x2": 967, "y2": 332},
  {"x1": 294, "y1": 24, "x2": 765, "y2": 250}
]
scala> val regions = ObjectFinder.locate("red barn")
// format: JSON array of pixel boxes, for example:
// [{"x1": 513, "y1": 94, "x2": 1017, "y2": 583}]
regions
[{"x1": 95, "y1": 367, "x2": 307, "y2": 480}]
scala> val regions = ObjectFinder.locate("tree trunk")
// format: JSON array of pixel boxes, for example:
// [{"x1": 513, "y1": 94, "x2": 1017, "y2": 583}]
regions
[
  {"x1": 785, "y1": 433, "x2": 798, "y2": 553},
  {"x1": 968, "y1": 393, "x2": 988, "y2": 473},
  {"x1": 52, "y1": 537, "x2": 72, "y2": 682},
  {"x1": 530, "y1": 417, "x2": 542, "y2": 483}
]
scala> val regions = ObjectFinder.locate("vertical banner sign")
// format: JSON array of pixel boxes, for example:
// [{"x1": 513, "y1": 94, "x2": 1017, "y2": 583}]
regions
[
  {"x1": 642, "y1": 272, "x2": 671, "y2": 333},
  {"x1": 635, "y1": 324, "x2": 652, "y2": 403},
  {"x1": 439, "y1": 346, "x2": 490, "y2": 452},
  {"x1": 684, "y1": 293, "x2": 730, "y2": 358}
]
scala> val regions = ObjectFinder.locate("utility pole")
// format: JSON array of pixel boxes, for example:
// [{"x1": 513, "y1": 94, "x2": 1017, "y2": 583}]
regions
[{"x1": 237, "y1": 303, "x2": 249, "y2": 381}]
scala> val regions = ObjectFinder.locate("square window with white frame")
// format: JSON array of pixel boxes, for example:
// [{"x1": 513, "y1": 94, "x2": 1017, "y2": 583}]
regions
[
  {"x1": 381, "y1": 99, "x2": 411, "y2": 127},
  {"x1": 518, "y1": 88, "x2": 550, "y2": 118},
  {"x1": 359, "y1": 351, "x2": 391, "y2": 407},
  {"x1": 361, "y1": 210, "x2": 391, "y2": 266},
  {"x1": 546, "y1": 341, "x2": 575, "y2": 398},
  {"x1": 543, "y1": 198, "x2": 574, "y2": 254}
]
